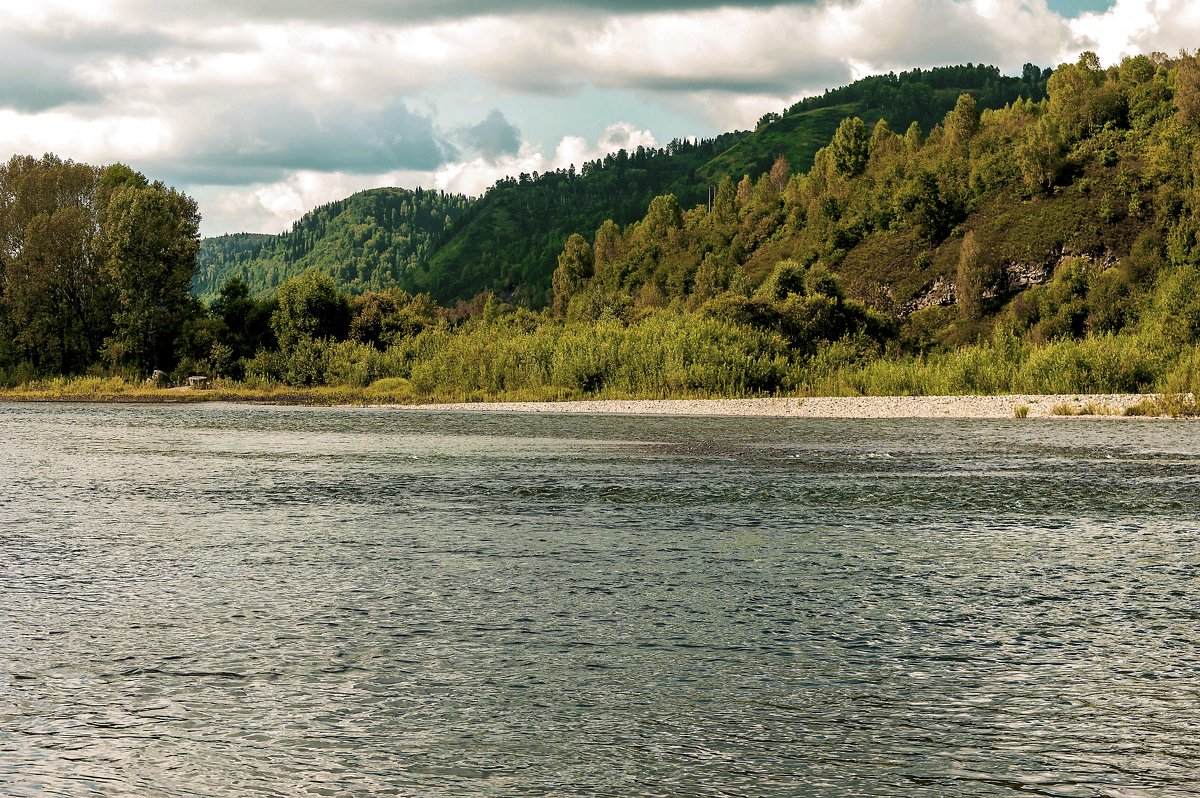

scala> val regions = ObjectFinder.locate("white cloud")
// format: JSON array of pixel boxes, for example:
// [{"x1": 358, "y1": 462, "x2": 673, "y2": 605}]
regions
[
  {"x1": 1070, "y1": 0, "x2": 1200, "y2": 66},
  {"x1": 432, "y1": 123, "x2": 659, "y2": 196},
  {"x1": 0, "y1": 0, "x2": 123, "y2": 30},
  {"x1": 193, "y1": 167, "x2": 437, "y2": 235},
  {"x1": 0, "y1": 108, "x2": 174, "y2": 163},
  {"x1": 4, "y1": 0, "x2": 1199, "y2": 236}
]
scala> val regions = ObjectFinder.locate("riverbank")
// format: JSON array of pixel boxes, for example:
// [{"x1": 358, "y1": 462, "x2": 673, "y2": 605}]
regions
[
  {"x1": 2, "y1": 377, "x2": 1195, "y2": 417},
  {"x1": 397, "y1": 394, "x2": 1178, "y2": 418}
]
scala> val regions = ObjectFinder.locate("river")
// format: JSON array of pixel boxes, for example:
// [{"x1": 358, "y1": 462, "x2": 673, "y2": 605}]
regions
[{"x1": 2, "y1": 403, "x2": 1199, "y2": 796}]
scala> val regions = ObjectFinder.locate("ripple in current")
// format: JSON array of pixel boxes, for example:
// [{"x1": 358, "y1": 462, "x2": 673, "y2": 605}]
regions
[{"x1": 2, "y1": 404, "x2": 1199, "y2": 797}]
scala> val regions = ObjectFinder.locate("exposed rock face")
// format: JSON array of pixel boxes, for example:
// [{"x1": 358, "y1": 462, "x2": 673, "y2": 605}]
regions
[
  {"x1": 901, "y1": 277, "x2": 956, "y2": 315},
  {"x1": 998, "y1": 245, "x2": 1118, "y2": 295},
  {"x1": 898, "y1": 245, "x2": 1119, "y2": 317},
  {"x1": 999, "y1": 260, "x2": 1052, "y2": 293}
]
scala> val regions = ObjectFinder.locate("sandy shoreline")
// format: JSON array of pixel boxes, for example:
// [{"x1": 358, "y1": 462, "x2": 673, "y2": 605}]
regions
[{"x1": 396, "y1": 394, "x2": 1165, "y2": 419}]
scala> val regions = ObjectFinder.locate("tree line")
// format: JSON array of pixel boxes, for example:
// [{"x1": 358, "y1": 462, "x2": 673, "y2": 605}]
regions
[{"x1": 0, "y1": 156, "x2": 199, "y2": 381}]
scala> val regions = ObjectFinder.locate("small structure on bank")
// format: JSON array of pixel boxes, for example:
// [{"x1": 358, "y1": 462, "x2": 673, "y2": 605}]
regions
[{"x1": 187, "y1": 375, "x2": 210, "y2": 390}]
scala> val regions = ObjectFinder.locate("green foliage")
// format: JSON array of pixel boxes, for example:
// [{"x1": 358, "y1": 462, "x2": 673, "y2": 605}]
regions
[
  {"x1": 0, "y1": 155, "x2": 199, "y2": 377},
  {"x1": 0, "y1": 155, "x2": 112, "y2": 375},
  {"x1": 956, "y1": 230, "x2": 994, "y2": 320},
  {"x1": 944, "y1": 93, "x2": 981, "y2": 145},
  {"x1": 349, "y1": 289, "x2": 438, "y2": 349},
  {"x1": 756, "y1": 260, "x2": 809, "y2": 300},
  {"x1": 551, "y1": 233, "x2": 595, "y2": 317},
  {"x1": 413, "y1": 137, "x2": 740, "y2": 305},
  {"x1": 802, "y1": 331, "x2": 1162, "y2": 397},
  {"x1": 703, "y1": 266, "x2": 892, "y2": 357},
  {"x1": 102, "y1": 176, "x2": 201, "y2": 371},
  {"x1": 704, "y1": 63, "x2": 1045, "y2": 184},
  {"x1": 246, "y1": 310, "x2": 799, "y2": 398},
  {"x1": 1127, "y1": 394, "x2": 1200, "y2": 417},
  {"x1": 193, "y1": 188, "x2": 470, "y2": 299},
  {"x1": 898, "y1": 170, "x2": 963, "y2": 245},
  {"x1": 195, "y1": 65, "x2": 1047, "y2": 310},
  {"x1": 1016, "y1": 117, "x2": 1063, "y2": 192},
  {"x1": 272, "y1": 270, "x2": 350, "y2": 352},
  {"x1": 830, "y1": 117, "x2": 871, "y2": 177},
  {"x1": 18, "y1": 55, "x2": 1200, "y2": 404},
  {"x1": 1174, "y1": 56, "x2": 1200, "y2": 128},
  {"x1": 211, "y1": 277, "x2": 277, "y2": 360}
]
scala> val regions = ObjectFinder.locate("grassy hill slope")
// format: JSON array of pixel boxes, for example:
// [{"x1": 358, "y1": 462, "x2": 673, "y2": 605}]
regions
[{"x1": 537, "y1": 50, "x2": 1191, "y2": 386}]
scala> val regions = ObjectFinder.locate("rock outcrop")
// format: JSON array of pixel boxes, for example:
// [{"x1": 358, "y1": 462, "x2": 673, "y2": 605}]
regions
[{"x1": 899, "y1": 245, "x2": 1120, "y2": 316}]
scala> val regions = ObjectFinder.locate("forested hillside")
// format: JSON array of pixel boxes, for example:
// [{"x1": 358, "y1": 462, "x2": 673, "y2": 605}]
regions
[
  {"x1": 409, "y1": 133, "x2": 744, "y2": 304},
  {"x1": 525, "y1": 50, "x2": 1200, "y2": 395},
  {"x1": 702, "y1": 63, "x2": 1047, "y2": 182},
  {"x1": 10, "y1": 52, "x2": 1200, "y2": 410},
  {"x1": 200, "y1": 64, "x2": 1049, "y2": 306},
  {"x1": 193, "y1": 187, "x2": 471, "y2": 299}
]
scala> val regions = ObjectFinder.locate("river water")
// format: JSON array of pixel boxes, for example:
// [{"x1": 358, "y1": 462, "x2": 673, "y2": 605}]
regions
[{"x1": 2, "y1": 403, "x2": 1199, "y2": 797}]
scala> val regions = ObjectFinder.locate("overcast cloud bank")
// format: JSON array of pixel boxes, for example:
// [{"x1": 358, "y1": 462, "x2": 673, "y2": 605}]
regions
[{"x1": 0, "y1": 0, "x2": 1194, "y2": 235}]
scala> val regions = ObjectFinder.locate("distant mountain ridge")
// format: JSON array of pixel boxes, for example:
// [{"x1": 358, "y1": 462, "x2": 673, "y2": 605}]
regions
[
  {"x1": 195, "y1": 63, "x2": 1048, "y2": 305},
  {"x1": 194, "y1": 187, "x2": 471, "y2": 299}
]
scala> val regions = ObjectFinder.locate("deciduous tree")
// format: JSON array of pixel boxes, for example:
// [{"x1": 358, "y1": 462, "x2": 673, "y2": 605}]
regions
[
  {"x1": 101, "y1": 172, "x2": 201, "y2": 371},
  {"x1": 271, "y1": 269, "x2": 349, "y2": 352},
  {"x1": 551, "y1": 233, "x2": 594, "y2": 317},
  {"x1": 831, "y1": 117, "x2": 870, "y2": 177}
]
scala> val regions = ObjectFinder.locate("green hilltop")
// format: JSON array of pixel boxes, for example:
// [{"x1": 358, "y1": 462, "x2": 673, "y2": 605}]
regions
[
  {"x1": 194, "y1": 187, "x2": 471, "y2": 300},
  {"x1": 196, "y1": 63, "x2": 1046, "y2": 307},
  {"x1": 700, "y1": 63, "x2": 1046, "y2": 183}
]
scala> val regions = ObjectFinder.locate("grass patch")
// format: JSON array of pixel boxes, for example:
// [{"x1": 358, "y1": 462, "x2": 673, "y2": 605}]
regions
[
  {"x1": 1124, "y1": 394, "x2": 1200, "y2": 417},
  {"x1": 1013, "y1": 404, "x2": 1029, "y2": 418}
]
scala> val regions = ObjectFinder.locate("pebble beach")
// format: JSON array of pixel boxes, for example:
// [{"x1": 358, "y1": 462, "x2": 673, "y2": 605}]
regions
[{"x1": 399, "y1": 394, "x2": 1163, "y2": 419}]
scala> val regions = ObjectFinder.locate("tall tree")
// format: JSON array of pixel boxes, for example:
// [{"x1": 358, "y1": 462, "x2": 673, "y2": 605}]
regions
[
  {"x1": 944, "y1": 93, "x2": 980, "y2": 145},
  {"x1": 831, "y1": 117, "x2": 870, "y2": 177},
  {"x1": 551, "y1": 233, "x2": 594, "y2": 317},
  {"x1": 956, "y1": 230, "x2": 989, "y2": 321},
  {"x1": 592, "y1": 219, "x2": 623, "y2": 284},
  {"x1": 769, "y1": 155, "x2": 791, "y2": 194},
  {"x1": 1175, "y1": 56, "x2": 1200, "y2": 128},
  {"x1": 100, "y1": 171, "x2": 201, "y2": 372},
  {"x1": 0, "y1": 156, "x2": 112, "y2": 374},
  {"x1": 904, "y1": 121, "x2": 923, "y2": 154}
]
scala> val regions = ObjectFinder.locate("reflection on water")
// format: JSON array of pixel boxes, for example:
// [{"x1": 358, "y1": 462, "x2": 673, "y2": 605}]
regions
[{"x1": 2, "y1": 403, "x2": 1199, "y2": 796}]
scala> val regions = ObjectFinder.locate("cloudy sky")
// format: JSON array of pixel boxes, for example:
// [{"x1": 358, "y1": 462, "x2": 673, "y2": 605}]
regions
[{"x1": 1, "y1": 0, "x2": 1196, "y2": 236}]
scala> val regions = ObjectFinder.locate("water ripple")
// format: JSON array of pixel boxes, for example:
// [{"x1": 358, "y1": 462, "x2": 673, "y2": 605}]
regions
[{"x1": 2, "y1": 404, "x2": 1199, "y2": 796}]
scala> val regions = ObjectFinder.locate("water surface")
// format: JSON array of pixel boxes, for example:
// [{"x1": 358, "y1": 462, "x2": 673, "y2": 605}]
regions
[{"x1": 2, "y1": 403, "x2": 1199, "y2": 796}]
